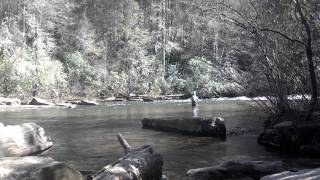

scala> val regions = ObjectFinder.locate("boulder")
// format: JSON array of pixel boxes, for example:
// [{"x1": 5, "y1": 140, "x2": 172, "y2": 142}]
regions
[
  {"x1": 77, "y1": 100, "x2": 98, "y2": 106},
  {"x1": 142, "y1": 117, "x2": 226, "y2": 138},
  {"x1": 258, "y1": 118, "x2": 320, "y2": 156},
  {"x1": 29, "y1": 98, "x2": 55, "y2": 106},
  {"x1": 0, "y1": 97, "x2": 21, "y2": 106},
  {"x1": 261, "y1": 168, "x2": 320, "y2": 180},
  {"x1": 186, "y1": 161, "x2": 286, "y2": 180},
  {"x1": 0, "y1": 156, "x2": 83, "y2": 180},
  {"x1": 0, "y1": 123, "x2": 53, "y2": 157}
]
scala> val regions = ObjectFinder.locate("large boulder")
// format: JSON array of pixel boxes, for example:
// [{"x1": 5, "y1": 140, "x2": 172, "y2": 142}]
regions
[
  {"x1": 261, "y1": 168, "x2": 320, "y2": 180},
  {"x1": 0, "y1": 156, "x2": 83, "y2": 180},
  {"x1": 142, "y1": 117, "x2": 226, "y2": 138},
  {"x1": 0, "y1": 123, "x2": 53, "y2": 157},
  {"x1": 186, "y1": 161, "x2": 286, "y2": 180},
  {"x1": 29, "y1": 98, "x2": 55, "y2": 106},
  {"x1": 0, "y1": 97, "x2": 21, "y2": 106},
  {"x1": 258, "y1": 113, "x2": 320, "y2": 156}
]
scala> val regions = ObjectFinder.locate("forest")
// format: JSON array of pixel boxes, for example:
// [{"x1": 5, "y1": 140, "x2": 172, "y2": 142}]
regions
[{"x1": 0, "y1": 0, "x2": 319, "y2": 112}]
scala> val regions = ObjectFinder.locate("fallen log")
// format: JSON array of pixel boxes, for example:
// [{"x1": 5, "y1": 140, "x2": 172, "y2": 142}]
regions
[
  {"x1": 142, "y1": 117, "x2": 226, "y2": 138},
  {"x1": 186, "y1": 161, "x2": 286, "y2": 180},
  {"x1": 0, "y1": 156, "x2": 83, "y2": 180},
  {"x1": 0, "y1": 123, "x2": 53, "y2": 157},
  {"x1": 89, "y1": 133, "x2": 163, "y2": 180}
]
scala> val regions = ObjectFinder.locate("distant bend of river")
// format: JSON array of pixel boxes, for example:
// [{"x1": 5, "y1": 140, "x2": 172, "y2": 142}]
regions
[{"x1": 0, "y1": 100, "x2": 317, "y2": 179}]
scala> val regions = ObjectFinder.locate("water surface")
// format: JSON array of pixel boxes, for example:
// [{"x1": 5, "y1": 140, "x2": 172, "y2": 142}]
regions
[{"x1": 0, "y1": 100, "x2": 302, "y2": 179}]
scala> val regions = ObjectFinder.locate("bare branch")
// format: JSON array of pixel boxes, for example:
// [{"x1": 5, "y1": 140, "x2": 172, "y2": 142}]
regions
[
  {"x1": 259, "y1": 28, "x2": 305, "y2": 45},
  {"x1": 117, "y1": 133, "x2": 132, "y2": 154}
]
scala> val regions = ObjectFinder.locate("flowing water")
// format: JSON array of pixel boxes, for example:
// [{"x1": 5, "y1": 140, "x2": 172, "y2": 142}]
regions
[{"x1": 0, "y1": 100, "x2": 314, "y2": 179}]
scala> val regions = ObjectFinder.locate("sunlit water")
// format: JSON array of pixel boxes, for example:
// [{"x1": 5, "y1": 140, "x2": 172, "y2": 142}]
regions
[{"x1": 0, "y1": 100, "x2": 318, "y2": 179}]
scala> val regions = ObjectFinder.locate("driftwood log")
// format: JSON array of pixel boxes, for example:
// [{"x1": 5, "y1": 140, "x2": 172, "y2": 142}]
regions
[
  {"x1": 142, "y1": 117, "x2": 226, "y2": 138},
  {"x1": 89, "y1": 133, "x2": 163, "y2": 180},
  {"x1": 0, "y1": 123, "x2": 53, "y2": 157}
]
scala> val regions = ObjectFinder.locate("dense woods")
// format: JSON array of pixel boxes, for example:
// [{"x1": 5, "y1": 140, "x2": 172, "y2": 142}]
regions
[{"x1": 0, "y1": 0, "x2": 319, "y2": 112}]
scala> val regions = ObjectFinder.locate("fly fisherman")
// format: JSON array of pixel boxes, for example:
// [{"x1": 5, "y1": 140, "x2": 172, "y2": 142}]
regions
[{"x1": 191, "y1": 91, "x2": 199, "y2": 107}]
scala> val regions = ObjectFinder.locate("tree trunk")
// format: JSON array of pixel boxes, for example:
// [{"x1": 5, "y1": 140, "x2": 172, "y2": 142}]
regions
[{"x1": 295, "y1": 0, "x2": 318, "y2": 119}]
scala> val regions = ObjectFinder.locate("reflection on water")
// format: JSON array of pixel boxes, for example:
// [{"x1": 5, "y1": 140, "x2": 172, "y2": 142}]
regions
[
  {"x1": 192, "y1": 106, "x2": 199, "y2": 118},
  {"x1": 0, "y1": 100, "x2": 300, "y2": 179}
]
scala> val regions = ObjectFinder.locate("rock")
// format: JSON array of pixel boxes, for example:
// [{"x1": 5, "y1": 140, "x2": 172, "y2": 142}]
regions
[
  {"x1": 227, "y1": 127, "x2": 254, "y2": 136},
  {"x1": 142, "y1": 117, "x2": 226, "y2": 138},
  {"x1": 56, "y1": 103, "x2": 76, "y2": 108},
  {"x1": 0, "y1": 156, "x2": 83, "y2": 180},
  {"x1": 161, "y1": 175, "x2": 169, "y2": 180},
  {"x1": 186, "y1": 161, "x2": 286, "y2": 180},
  {"x1": 0, "y1": 97, "x2": 21, "y2": 106},
  {"x1": 143, "y1": 97, "x2": 154, "y2": 102},
  {"x1": 261, "y1": 168, "x2": 320, "y2": 180},
  {"x1": 115, "y1": 97, "x2": 126, "y2": 101},
  {"x1": 0, "y1": 123, "x2": 53, "y2": 157},
  {"x1": 89, "y1": 134, "x2": 163, "y2": 180},
  {"x1": 128, "y1": 97, "x2": 143, "y2": 102},
  {"x1": 29, "y1": 98, "x2": 55, "y2": 106},
  {"x1": 77, "y1": 100, "x2": 98, "y2": 105},
  {"x1": 258, "y1": 117, "x2": 320, "y2": 156}
]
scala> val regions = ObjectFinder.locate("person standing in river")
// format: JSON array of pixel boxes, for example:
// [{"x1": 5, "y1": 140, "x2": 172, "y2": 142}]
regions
[{"x1": 191, "y1": 91, "x2": 199, "y2": 107}]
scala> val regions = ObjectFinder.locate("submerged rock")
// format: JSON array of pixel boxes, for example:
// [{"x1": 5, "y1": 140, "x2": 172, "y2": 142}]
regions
[
  {"x1": 186, "y1": 161, "x2": 286, "y2": 180},
  {"x1": 0, "y1": 156, "x2": 83, "y2": 180},
  {"x1": 0, "y1": 123, "x2": 53, "y2": 157},
  {"x1": 142, "y1": 117, "x2": 226, "y2": 138},
  {"x1": 29, "y1": 98, "x2": 55, "y2": 106},
  {"x1": 261, "y1": 168, "x2": 320, "y2": 180}
]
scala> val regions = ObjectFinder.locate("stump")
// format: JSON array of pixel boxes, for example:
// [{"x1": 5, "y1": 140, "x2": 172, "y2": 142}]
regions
[
  {"x1": 142, "y1": 117, "x2": 226, "y2": 138},
  {"x1": 89, "y1": 133, "x2": 163, "y2": 180}
]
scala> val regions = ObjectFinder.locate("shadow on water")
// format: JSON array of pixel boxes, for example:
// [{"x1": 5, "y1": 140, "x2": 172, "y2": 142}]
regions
[{"x1": 0, "y1": 99, "x2": 312, "y2": 179}]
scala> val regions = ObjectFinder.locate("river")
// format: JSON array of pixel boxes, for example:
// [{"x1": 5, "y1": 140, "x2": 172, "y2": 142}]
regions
[{"x1": 0, "y1": 99, "x2": 316, "y2": 179}]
